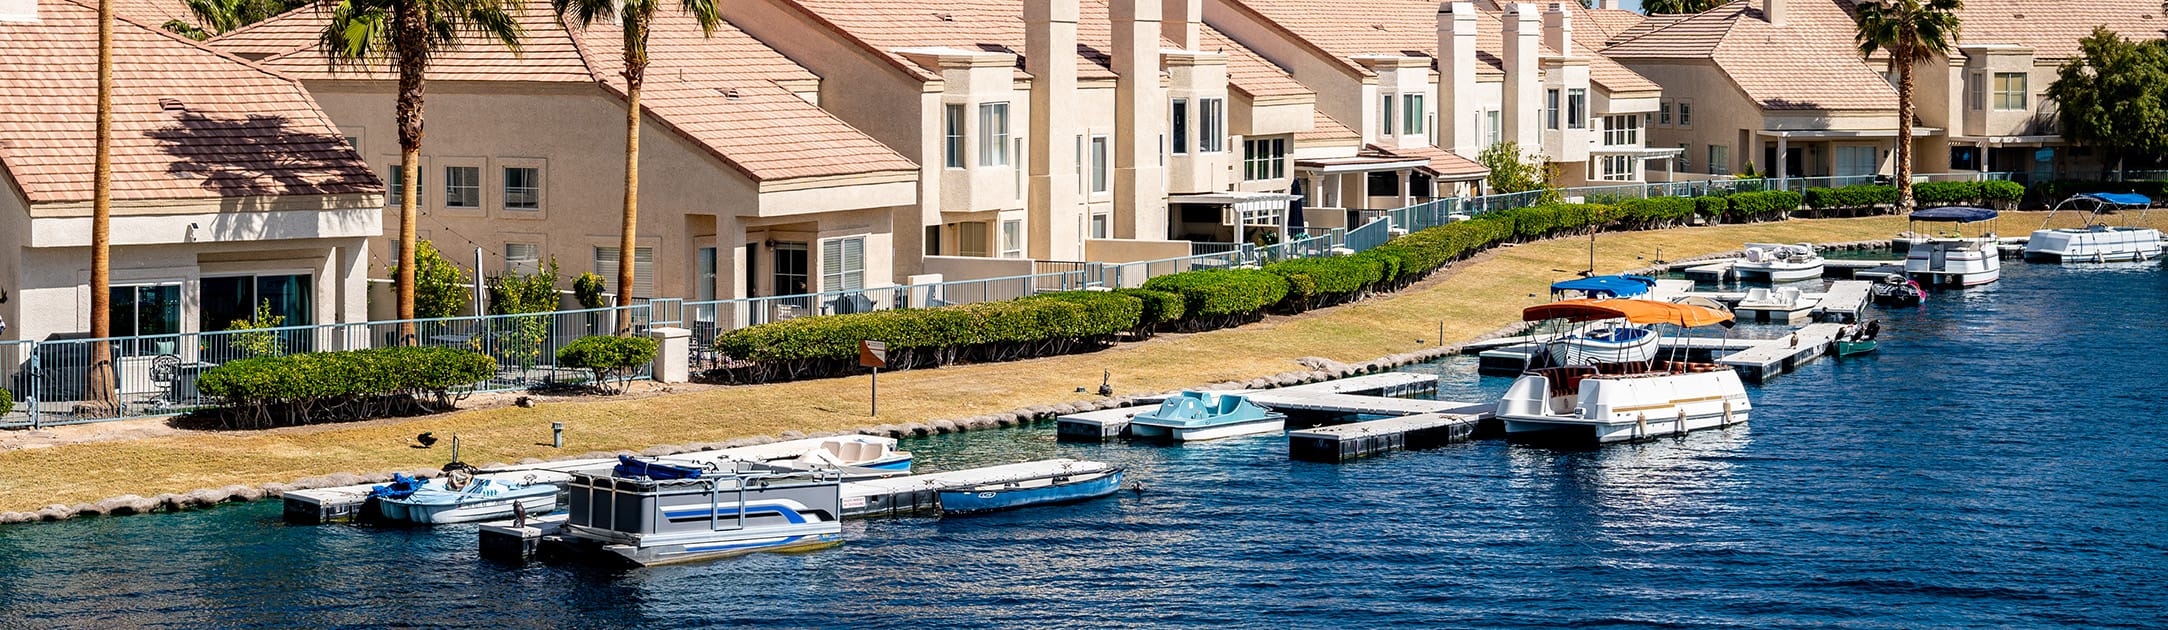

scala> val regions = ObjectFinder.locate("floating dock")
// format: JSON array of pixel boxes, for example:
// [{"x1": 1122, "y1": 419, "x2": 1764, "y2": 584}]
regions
[
  {"x1": 1671, "y1": 280, "x2": 1872, "y2": 324},
  {"x1": 1286, "y1": 406, "x2": 1491, "y2": 463},
  {"x1": 1717, "y1": 322, "x2": 1848, "y2": 384},
  {"x1": 1055, "y1": 372, "x2": 1438, "y2": 442}
]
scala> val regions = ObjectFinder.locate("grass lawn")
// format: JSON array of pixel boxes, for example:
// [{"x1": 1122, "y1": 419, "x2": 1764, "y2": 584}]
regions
[{"x1": 0, "y1": 211, "x2": 2151, "y2": 512}]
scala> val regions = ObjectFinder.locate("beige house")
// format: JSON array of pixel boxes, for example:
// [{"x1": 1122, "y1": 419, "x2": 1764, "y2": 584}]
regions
[
  {"x1": 719, "y1": 0, "x2": 1326, "y2": 272},
  {"x1": 1, "y1": 0, "x2": 381, "y2": 346},
  {"x1": 209, "y1": 4, "x2": 919, "y2": 317}
]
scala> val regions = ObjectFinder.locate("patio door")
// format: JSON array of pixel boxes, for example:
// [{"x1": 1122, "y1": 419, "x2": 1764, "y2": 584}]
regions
[
  {"x1": 1835, "y1": 146, "x2": 1879, "y2": 178},
  {"x1": 200, "y1": 274, "x2": 313, "y2": 357},
  {"x1": 771, "y1": 242, "x2": 808, "y2": 296}
]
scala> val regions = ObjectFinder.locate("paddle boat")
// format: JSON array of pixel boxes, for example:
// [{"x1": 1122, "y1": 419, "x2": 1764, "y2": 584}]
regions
[
  {"x1": 1497, "y1": 299, "x2": 1752, "y2": 445},
  {"x1": 1903, "y1": 207, "x2": 2002, "y2": 287},
  {"x1": 1732, "y1": 243, "x2": 1825, "y2": 282},
  {"x1": 1869, "y1": 275, "x2": 1925, "y2": 307},
  {"x1": 556, "y1": 456, "x2": 843, "y2": 566},
  {"x1": 938, "y1": 460, "x2": 1125, "y2": 515},
  {"x1": 2025, "y1": 192, "x2": 2163, "y2": 263},
  {"x1": 1128, "y1": 391, "x2": 1287, "y2": 442},
  {"x1": 370, "y1": 470, "x2": 560, "y2": 525},
  {"x1": 761, "y1": 437, "x2": 913, "y2": 480}
]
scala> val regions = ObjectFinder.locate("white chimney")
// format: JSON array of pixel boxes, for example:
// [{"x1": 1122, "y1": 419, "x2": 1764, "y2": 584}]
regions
[
  {"x1": 1764, "y1": 0, "x2": 1785, "y2": 26},
  {"x1": 1163, "y1": 0, "x2": 1201, "y2": 51},
  {"x1": 1543, "y1": 3, "x2": 1573, "y2": 57},
  {"x1": 1027, "y1": 0, "x2": 1083, "y2": 259},
  {"x1": 1502, "y1": 2, "x2": 1541, "y2": 148},
  {"x1": 1438, "y1": 2, "x2": 1478, "y2": 156},
  {"x1": 0, "y1": 0, "x2": 37, "y2": 22},
  {"x1": 1111, "y1": 0, "x2": 1167, "y2": 239}
]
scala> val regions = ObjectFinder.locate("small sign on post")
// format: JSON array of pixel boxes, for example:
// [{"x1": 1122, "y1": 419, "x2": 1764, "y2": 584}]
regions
[{"x1": 860, "y1": 340, "x2": 887, "y2": 416}]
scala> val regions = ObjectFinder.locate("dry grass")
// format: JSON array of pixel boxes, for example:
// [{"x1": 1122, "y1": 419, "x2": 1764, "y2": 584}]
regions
[{"x1": 0, "y1": 211, "x2": 2151, "y2": 511}]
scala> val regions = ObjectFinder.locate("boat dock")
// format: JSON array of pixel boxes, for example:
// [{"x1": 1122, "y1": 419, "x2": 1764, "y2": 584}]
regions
[
  {"x1": 1678, "y1": 258, "x2": 1901, "y2": 283},
  {"x1": 1286, "y1": 406, "x2": 1492, "y2": 463},
  {"x1": 281, "y1": 436, "x2": 891, "y2": 524},
  {"x1": 477, "y1": 458, "x2": 1105, "y2": 560},
  {"x1": 1055, "y1": 372, "x2": 1439, "y2": 442},
  {"x1": 1666, "y1": 280, "x2": 1871, "y2": 324},
  {"x1": 1717, "y1": 322, "x2": 1848, "y2": 383}
]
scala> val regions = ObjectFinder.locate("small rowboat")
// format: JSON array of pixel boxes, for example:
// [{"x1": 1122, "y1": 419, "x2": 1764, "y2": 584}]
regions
[
  {"x1": 938, "y1": 463, "x2": 1124, "y2": 514},
  {"x1": 1835, "y1": 340, "x2": 1878, "y2": 357}
]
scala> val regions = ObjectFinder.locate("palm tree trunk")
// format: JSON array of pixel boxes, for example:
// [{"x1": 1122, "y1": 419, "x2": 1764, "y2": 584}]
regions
[
  {"x1": 1895, "y1": 38, "x2": 1916, "y2": 213},
  {"x1": 87, "y1": 0, "x2": 117, "y2": 413},
  {"x1": 615, "y1": 20, "x2": 647, "y2": 335},
  {"x1": 393, "y1": 6, "x2": 426, "y2": 344}
]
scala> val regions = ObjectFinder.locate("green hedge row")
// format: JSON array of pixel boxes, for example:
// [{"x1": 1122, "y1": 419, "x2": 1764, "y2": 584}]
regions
[
  {"x1": 558, "y1": 336, "x2": 659, "y2": 394},
  {"x1": 1264, "y1": 256, "x2": 1386, "y2": 308},
  {"x1": 1914, "y1": 180, "x2": 2025, "y2": 206},
  {"x1": 1113, "y1": 288, "x2": 1185, "y2": 328},
  {"x1": 1140, "y1": 269, "x2": 1289, "y2": 320},
  {"x1": 1722, "y1": 190, "x2": 1806, "y2": 221},
  {"x1": 710, "y1": 290, "x2": 1150, "y2": 382},
  {"x1": 1611, "y1": 197, "x2": 1698, "y2": 228},
  {"x1": 197, "y1": 347, "x2": 496, "y2": 427},
  {"x1": 1805, "y1": 184, "x2": 1900, "y2": 211},
  {"x1": 2030, "y1": 180, "x2": 2168, "y2": 203}
]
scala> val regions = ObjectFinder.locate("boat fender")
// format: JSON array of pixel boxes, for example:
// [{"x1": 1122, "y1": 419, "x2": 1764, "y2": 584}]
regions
[
  {"x1": 1723, "y1": 401, "x2": 1734, "y2": 425},
  {"x1": 1677, "y1": 408, "x2": 1688, "y2": 436}
]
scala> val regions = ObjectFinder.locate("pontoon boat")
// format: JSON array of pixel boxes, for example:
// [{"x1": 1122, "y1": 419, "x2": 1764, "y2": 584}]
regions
[
  {"x1": 1903, "y1": 207, "x2": 2001, "y2": 287},
  {"x1": 1497, "y1": 299, "x2": 1752, "y2": 445},
  {"x1": 556, "y1": 457, "x2": 843, "y2": 566},
  {"x1": 2026, "y1": 192, "x2": 2163, "y2": 263}
]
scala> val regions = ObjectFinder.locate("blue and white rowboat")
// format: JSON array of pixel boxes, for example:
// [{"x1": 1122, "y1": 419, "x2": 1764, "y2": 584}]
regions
[{"x1": 938, "y1": 462, "x2": 1125, "y2": 514}]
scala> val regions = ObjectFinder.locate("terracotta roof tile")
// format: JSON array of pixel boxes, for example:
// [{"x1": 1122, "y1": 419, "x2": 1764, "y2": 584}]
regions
[
  {"x1": 1200, "y1": 25, "x2": 1311, "y2": 98},
  {"x1": 1366, "y1": 143, "x2": 1487, "y2": 177},
  {"x1": 1297, "y1": 110, "x2": 1359, "y2": 143},
  {"x1": 113, "y1": 0, "x2": 194, "y2": 29},
  {"x1": 238, "y1": 5, "x2": 598, "y2": 82},
  {"x1": 0, "y1": 0, "x2": 379, "y2": 205},
  {"x1": 1952, "y1": 0, "x2": 2166, "y2": 59},
  {"x1": 1228, "y1": 0, "x2": 1658, "y2": 92},
  {"x1": 1604, "y1": 0, "x2": 1896, "y2": 111},
  {"x1": 1580, "y1": 7, "x2": 1648, "y2": 40}
]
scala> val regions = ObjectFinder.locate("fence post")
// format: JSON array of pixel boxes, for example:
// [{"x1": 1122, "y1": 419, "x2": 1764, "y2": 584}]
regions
[{"x1": 27, "y1": 340, "x2": 39, "y2": 430}]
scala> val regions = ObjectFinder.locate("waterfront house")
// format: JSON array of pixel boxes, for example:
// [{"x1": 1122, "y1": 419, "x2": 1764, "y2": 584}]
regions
[
  {"x1": 208, "y1": 3, "x2": 920, "y2": 318},
  {"x1": 0, "y1": 0, "x2": 381, "y2": 346}
]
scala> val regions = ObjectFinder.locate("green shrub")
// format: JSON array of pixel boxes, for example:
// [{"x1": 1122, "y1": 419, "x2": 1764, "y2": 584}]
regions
[
  {"x1": 1695, "y1": 195, "x2": 1730, "y2": 218},
  {"x1": 573, "y1": 272, "x2": 609, "y2": 309},
  {"x1": 197, "y1": 346, "x2": 495, "y2": 427},
  {"x1": 1023, "y1": 291, "x2": 1144, "y2": 335},
  {"x1": 1113, "y1": 288, "x2": 1185, "y2": 328},
  {"x1": 0, "y1": 388, "x2": 11, "y2": 416},
  {"x1": 1612, "y1": 197, "x2": 1697, "y2": 227},
  {"x1": 1724, "y1": 190, "x2": 1804, "y2": 221},
  {"x1": 711, "y1": 292, "x2": 1146, "y2": 382},
  {"x1": 1913, "y1": 180, "x2": 2026, "y2": 207},
  {"x1": 557, "y1": 335, "x2": 660, "y2": 394},
  {"x1": 1265, "y1": 255, "x2": 1385, "y2": 308},
  {"x1": 387, "y1": 240, "x2": 469, "y2": 318},
  {"x1": 1804, "y1": 184, "x2": 1898, "y2": 211},
  {"x1": 1141, "y1": 268, "x2": 1289, "y2": 321}
]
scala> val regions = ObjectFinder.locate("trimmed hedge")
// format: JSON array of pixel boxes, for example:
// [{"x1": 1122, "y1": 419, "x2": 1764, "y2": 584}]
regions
[
  {"x1": 1113, "y1": 288, "x2": 1184, "y2": 330},
  {"x1": 1141, "y1": 269, "x2": 1289, "y2": 323},
  {"x1": 557, "y1": 336, "x2": 660, "y2": 394},
  {"x1": 1265, "y1": 255, "x2": 1386, "y2": 309},
  {"x1": 1804, "y1": 184, "x2": 1899, "y2": 212},
  {"x1": 1722, "y1": 190, "x2": 1805, "y2": 221},
  {"x1": 1913, "y1": 180, "x2": 2025, "y2": 207},
  {"x1": 1612, "y1": 197, "x2": 1697, "y2": 228},
  {"x1": 197, "y1": 346, "x2": 496, "y2": 427},
  {"x1": 1695, "y1": 195, "x2": 1730, "y2": 218},
  {"x1": 711, "y1": 291, "x2": 1148, "y2": 382}
]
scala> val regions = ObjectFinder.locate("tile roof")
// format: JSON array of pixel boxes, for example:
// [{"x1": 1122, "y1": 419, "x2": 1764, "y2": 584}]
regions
[
  {"x1": 113, "y1": 0, "x2": 194, "y2": 30},
  {"x1": 0, "y1": 0, "x2": 379, "y2": 205},
  {"x1": 1604, "y1": 0, "x2": 1897, "y2": 111},
  {"x1": 1225, "y1": 0, "x2": 1659, "y2": 93},
  {"x1": 1579, "y1": 7, "x2": 1648, "y2": 40},
  {"x1": 1952, "y1": 0, "x2": 2167, "y2": 59},
  {"x1": 209, "y1": 2, "x2": 914, "y2": 182},
  {"x1": 1200, "y1": 25, "x2": 1312, "y2": 98},
  {"x1": 1366, "y1": 143, "x2": 1488, "y2": 177},
  {"x1": 1296, "y1": 110, "x2": 1360, "y2": 143}
]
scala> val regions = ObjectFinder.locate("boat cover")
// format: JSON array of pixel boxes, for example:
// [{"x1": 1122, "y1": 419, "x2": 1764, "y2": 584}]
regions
[
  {"x1": 1909, "y1": 207, "x2": 1998, "y2": 222},
  {"x1": 613, "y1": 455, "x2": 705, "y2": 480},
  {"x1": 1549, "y1": 275, "x2": 1656, "y2": 298},
  {"x1": 367, "y1": 473, "x2": 424, "y2": 500},
  {"x1": 2077, "y1": 192, "x2": 2152, "y2": 207},
  {"x1": 1523, "y1": 298, "x2": 1733, "y2": 327}
]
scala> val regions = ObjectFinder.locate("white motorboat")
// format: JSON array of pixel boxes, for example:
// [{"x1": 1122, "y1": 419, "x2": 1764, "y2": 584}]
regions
[
  {"x1": 2025, "y1": 193, "x2": 2163, "y2": 263},
  {"x1": 1497, "y1": 299, "x2": 1752, "y2": 445},
  {"x1": 372, "y1": 472, "x2": 559, "y2": 525},
  {"x1": 1903, "y1": 207, "x2": 2002, "y2": 287},
  {"x1": 1732, "y1": 243, "x2": 1825, "y2": 282}
]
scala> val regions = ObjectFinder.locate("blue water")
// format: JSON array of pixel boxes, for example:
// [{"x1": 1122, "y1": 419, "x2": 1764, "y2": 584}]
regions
[{"x1": 4, "y1": 261, "x2": 2167, "y2": 628}]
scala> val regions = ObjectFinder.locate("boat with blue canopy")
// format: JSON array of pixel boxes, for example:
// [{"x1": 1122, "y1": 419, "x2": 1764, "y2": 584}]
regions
[
  {"x1": 557, "y1": 458, "x2": 844, "y2": 566},
  {"x1": 2026, "y1": 193, "x2": 2162, "y2": 263},
  {"x1": 1903, "y1": 207, "x2": 2001, "y2": 287},
  {"x1": 1128, "y1": 391, "x2": 1287, "y2": 442},
  {"x1": 1549, "y1": 274, "x2": 1656, "y2": 299}
]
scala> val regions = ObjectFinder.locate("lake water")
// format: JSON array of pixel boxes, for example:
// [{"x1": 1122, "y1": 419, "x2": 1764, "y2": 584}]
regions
[{"x1": 3, "y1": 260, "x2": 2166, "y2": 628}]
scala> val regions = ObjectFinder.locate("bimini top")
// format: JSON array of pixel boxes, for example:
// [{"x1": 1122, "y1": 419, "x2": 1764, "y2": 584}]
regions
[
  {"x1": 2076, "y1": 192, "x2": 2152, "y2": 207},
  {"x1": 1909, "y1": 207, "x2": 1999, "y2": 223},
  {"x1": 1549, "y1": 274, "x2": 1658, "y2": 298},
  {"x1": 1523, "y1": 298, "x2": 1734, "y2": 327}
]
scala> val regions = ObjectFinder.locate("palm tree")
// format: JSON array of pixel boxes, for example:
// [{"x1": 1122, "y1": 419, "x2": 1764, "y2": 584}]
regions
[
  {"x1": 163, "y1": 0, "x2": 309, "y2": 40},
  {"x1": 320, "y1": 0, "x2": 520, "y2": 342},
  {"x1": 1641, "y1": 0, "x2": 1724, "y2": 14},
  {"x1": 88, "y1": 0, "x2": 116, "y2": 413},
  {"x1": 1855, "y1": 0, "x2": 1963, "y2": 213},
  {"x1": 551, "y1": 0, "x2": 721, "y2": 334}
]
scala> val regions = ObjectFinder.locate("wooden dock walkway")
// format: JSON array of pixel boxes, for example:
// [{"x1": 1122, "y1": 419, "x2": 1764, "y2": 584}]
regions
[
  {"x1": 1056, "y1": 373, "x2": 1440, "y2": 442},
  {"x1": 1287, "y1": 407, "x2": 1492, "y2": 463},
  {"x1": 1717, "y1": 323, "x2": 1847, "y2": 383},
  {"x1": 1816, "y1": 280, "x2": 1872, "y2": 323}
]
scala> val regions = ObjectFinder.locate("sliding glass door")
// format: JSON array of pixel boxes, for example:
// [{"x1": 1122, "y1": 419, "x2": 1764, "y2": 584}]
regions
[{"x1": 201, "y1": 274, "x2": 313, "y2": 357}]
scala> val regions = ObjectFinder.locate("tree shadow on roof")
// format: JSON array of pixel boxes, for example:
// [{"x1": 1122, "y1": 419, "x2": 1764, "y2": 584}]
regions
[{"x1": 146, "y1": 111, "x2": 383, "y2": 199}]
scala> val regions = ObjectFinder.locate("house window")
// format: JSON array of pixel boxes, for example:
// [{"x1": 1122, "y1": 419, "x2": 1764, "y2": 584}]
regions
[
  {"x1": 1075, "y1": 135, "x2": 1086, "y2": 194},
  {"x1": 1993, "y1": 73, "x2": 2028, "y2": 111},
  {"x1": 1965, "y1": 72, "x2": 1986, "y2": 111},
  {"x1": 771, "y1": 242, "x2": 809, "y2": 296},
  {"x1": 593, "y1": 246, "x2": 655, "y2": 298},
  {"x1": 1658, "y1": 100, "x2": 1673, "y2": 126},
  {"x1": 1708, "y1": 144, "x2": 1729, "y2": 175},
  {"x1": 1366, "y1": 172, "x2": 1399, "y2": 197},
  {"x1": 1170, "y1": 98, "x2": 1189, "y2": 155},
  {"x1": 1243, "y1": 138, "x2": 1286, "y2": 181},
  {"x1": 503, "y1": 166, "x2": 540, "y2": 210},
  {"x1": 820, "y1": 236, "x2": 866, "y2": 291},
  {"x1": 1000, "y1": 219, "x2": 1023, "y2": 258},
  {"x1": 107, "y1": 283, "x2": 181, "y2": 356},
  {"x1": 1678, "y1": 143, "x2": 1691, "y2": 171},
  {"x1": 1566, "y1": 89, "x2": 1587, "y2": 130},
  {"x1": 1677, "y1": 100, "x2": 1693, "y2": 128},
  {"x1": 504, "y1": 242, "x2": 540, "y2": 276},
  {"x1": 1485, "y1": 110, "x2": 1502, "y2": 146},
  {"x1": 1200, "y1": 98, "x2": 1224, "y2": 152},
  {"x1": 1090, "y1": 213, "x2": 1108, "y2": 239},
  {"x1": 1089, "y1": 135, "x2": 1110, "y2": 193},
  {"x1": 444, "y1": 165, "x2": 481, "y2": 208},
  {"x1": 979, "y1": 102, "x2": 1010, "y2": 166},
  {"x1": 200, "y1": 274, "x2": 312, "y2": 355},
  {"x1": 1403, "y1": 94, "x2": 1424, "y2": 135},
  {"x1": 957, "y1": 222, "x2": 990, "y2": 257},
  {"x1": 696, "y1": 247, "x2": 717, "y2": 302},
  {"x1": 943, "y1": 104, "x2": 965, "y2": 168},
  {"x1": 924, "y1": 225, "x2": 941, "y2": 256},
  {"x1": 1381, "y1": 95, "x2": 1396, "y2": 137},
  {"x1": 1546, "y1": 89, "x2": 1560, "y2": 130},
  {"x1": 1594, "y1": 155, "x2": 1635, "y2": 181}
]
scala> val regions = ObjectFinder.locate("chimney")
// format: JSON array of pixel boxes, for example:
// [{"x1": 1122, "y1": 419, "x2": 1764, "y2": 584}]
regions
[
  {"x1": 1027, "y1": 0, "x2": 1083, "y2": 259},
  {"x1": 1163, "y1": 0, "x2": 1201, "y2": 51},
  {"x1": 1111, "y1": 0, "x2": 1166, "y2": 240},
  {"x1": 1764, "y1": 0, "x2": 1784, "y2": 26},
  {"x1": 1597, "y1": 0, "x2": 1618, "y2": 9},
  {"x1": 0, "y1": 0, "x2": 36, "y2": 22},
  {"x1": 1438, "y1": 2, "x2": 1478, "y2": 156},
  {"x1": 1501, "y1": 2, "x2": 1541, "y2": 148},
  {"x1": 1543, "y1": 3, "x2": 1572, "y2": 57}
]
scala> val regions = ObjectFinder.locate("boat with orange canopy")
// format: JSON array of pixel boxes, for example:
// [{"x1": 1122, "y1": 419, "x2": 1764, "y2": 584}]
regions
[{"x1": 1496, "y1": 299, "x2": 1753, "y2": 445}]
